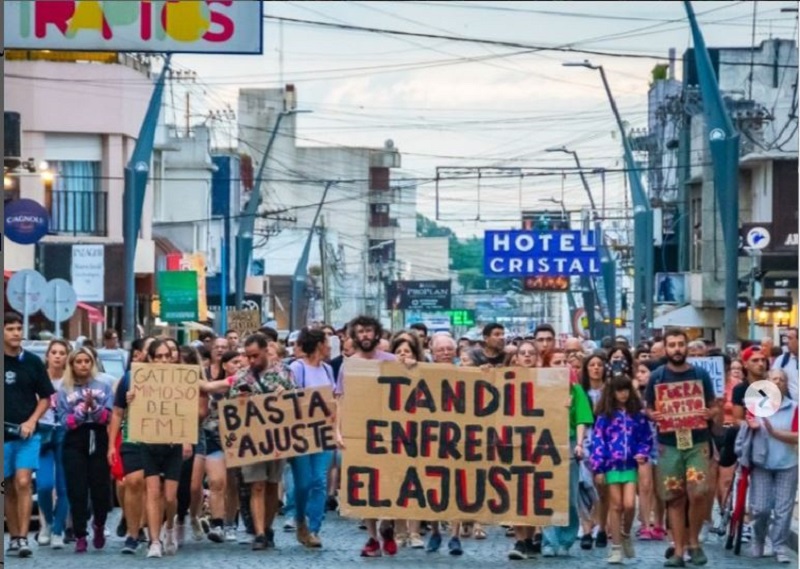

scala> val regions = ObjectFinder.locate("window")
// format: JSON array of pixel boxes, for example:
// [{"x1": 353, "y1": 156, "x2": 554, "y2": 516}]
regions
[
  {"x1": 691, "y1": 195, "x2": 702, "y2": 272},
  {"x1": 369, "y1": 167, "x2": 390, "y2": 191},
  {"x1": 48, "y1": 160, "x2": 106, "y2": 236}
]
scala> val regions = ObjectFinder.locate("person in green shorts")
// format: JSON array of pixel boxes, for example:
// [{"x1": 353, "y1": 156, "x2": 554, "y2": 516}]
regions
[
  {"x1": 645, "y1": 329, "x2": 718, "y2": 568},
  {"x1": 591, "y1": 374, "x2": 653, "y2": 565}
]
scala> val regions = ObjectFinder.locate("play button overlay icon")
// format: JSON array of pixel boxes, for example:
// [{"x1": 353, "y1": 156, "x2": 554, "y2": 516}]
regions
[{"x1": 744, "y1": 380, "x2": 783, "y2": 418}]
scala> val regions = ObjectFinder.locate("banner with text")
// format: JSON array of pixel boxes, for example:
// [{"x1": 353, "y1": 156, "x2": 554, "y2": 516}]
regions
[
  {"x1": 654, "y1": 380, "x2": 707, "y2": 433},
  {"x1": 688, "y1": 357, "x2": 725, "y2": 398},
  {"x1": 484, "y1": 230, "x2": 601, "y2": 277},
  {"x1": 219, "y1": 386, "x2": 337, "y2": 468},
  {"x1": 128, "y1": 363, "x2": 201, "y2": 444},
  {"x1": 226, "y1": 309, "x2": 261, "y2": 338},
  {"x1": 340, "y1": 361, "x2": 570, "y2": 525}
]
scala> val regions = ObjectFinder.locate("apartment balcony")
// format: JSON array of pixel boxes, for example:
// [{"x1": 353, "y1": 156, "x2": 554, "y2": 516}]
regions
[{"x1": 47, "y1": 190, "x2": 108, "y2": 237}]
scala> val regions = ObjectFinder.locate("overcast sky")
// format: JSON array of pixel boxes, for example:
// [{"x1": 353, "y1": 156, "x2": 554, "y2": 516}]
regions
[{"x1": 175, "y1": 1, "x2": 798, "y2": 237}]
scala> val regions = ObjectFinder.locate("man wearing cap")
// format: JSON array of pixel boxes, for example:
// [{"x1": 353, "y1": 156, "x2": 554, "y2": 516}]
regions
[{"x1": 732, "y1": 346, "x2": 770, "y2": 425}]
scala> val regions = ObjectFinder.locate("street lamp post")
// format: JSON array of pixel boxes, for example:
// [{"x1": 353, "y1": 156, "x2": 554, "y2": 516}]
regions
[{"x1": 562, "y1": 61, "x2": 654, "y2": 344}]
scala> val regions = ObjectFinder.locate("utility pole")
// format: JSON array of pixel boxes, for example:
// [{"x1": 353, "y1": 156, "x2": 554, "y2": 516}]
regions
[
  {"x1": 684, "y1": 0, "x2": 741, "y2": 347},
  {"x1": 319, "y1": 217, "x2": 332, "y2": 324},
  {"x1": 123, "y1": 56, "x2": 172, "y2": 344}
]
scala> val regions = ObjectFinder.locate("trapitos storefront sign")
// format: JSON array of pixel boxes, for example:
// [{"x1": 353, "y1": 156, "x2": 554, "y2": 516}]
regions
[{"x1": 4, "y1": 0, "x2": 263, "y2": 54}]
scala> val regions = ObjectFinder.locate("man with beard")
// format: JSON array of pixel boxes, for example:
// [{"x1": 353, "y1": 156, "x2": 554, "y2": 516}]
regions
[
  {"x1": 645, "y1": 329, "x2": 717, "y2": 567},
  {"x1": 335, "y1": 316, "x2": 398, "y2": 557},
  {"x1": 732, "y1": 346, "x2": 769, "y2": 424}
]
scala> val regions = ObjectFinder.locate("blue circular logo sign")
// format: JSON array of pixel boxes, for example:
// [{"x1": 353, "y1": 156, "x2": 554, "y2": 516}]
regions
[{"x1": 4, "y1": 199, "x2": 50, "y2": 245}]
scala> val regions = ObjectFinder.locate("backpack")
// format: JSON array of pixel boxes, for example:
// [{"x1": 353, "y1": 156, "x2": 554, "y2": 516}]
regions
[{"x1": 779, "y1": 352, "x2": 792, "y2": 369}]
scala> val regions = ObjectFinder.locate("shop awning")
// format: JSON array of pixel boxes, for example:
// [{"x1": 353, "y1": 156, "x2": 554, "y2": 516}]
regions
[
  {"x1": 77, "y1": 302, "x2": 105, "y2": 324},
  {"x1": 653, "y1": 304, "x2": 723, "y2": 329}
]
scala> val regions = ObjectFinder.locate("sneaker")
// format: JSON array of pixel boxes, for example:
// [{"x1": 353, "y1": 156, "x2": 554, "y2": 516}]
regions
[
  {"x1": 325, "y1": 496, "x2": 338, "y2": 512},
  {"x1": 121, "y1": 536, "x2": 139, "y2": 555},
  {"x1": 207, "y1": 526, "x2": 225, "y2": 543},
  {"x1": 238, "y1": 533, "x2": 253, "y2": 545},
  {"x1": 251, "y1": 534, "x2": 267, "y2": 551},
  {"x1": 688, "y1": 547, "x2": 708, "y2": 566},
  {"x1": 64, "y1": 527, "x2": 76, "y2": 544},
  {"x1": 580, "y1": 534, "x2": 594, "y2": 550},
  {"x1": 426, "y1": 532, "x2": 442, "y2": 553},
  {"x1": 200, "y1": 517, "x2": 211, "y2": 535},
  {"x1": 224, "y1": 526, "x2": 237, "y2": 542},
  {"x1": 652, "y1": 526, "x2": 666, "y2": 541},
  {"x1": 448, "y1": 536, "x2": 463, "y2": 556},
  {"x1": 116, "y1": 517, "x2": 127, "y2": 538},
  {"x1": 361, "y1": 538, "x2": 382, "y2": 557},
  {"x1": 381, "y1": 525, "x2": 397, "y2": 555},
  {"x1": 638, "y1": 527, "x2": 654, "y2": 541},
  {"x1": 284, "y1": 520, "x2": 296, "y2": 532},
  {"x1": 764, "y1": 536, "x2": 774, "y2": 557},
  {"x1": 51, "y1": 534, "x2": 65, "y2": 550},
  {"x1": 542, "y1": 545, "x2": 557, "y2": 557},
  {"x1": 174, "y1": 519, "x2": 185, "y2": 547},
  {"x1": 741, "y1": 523, "x2": 753, "y2": 544},
  {"x1": 532, "y1": 533, "x2": 542, "y2": 554},
  {"x1": 595, "y1": 531, "x2": 608, "y2": 548},
  {"x1": 75, "y1": 536, "x2": 88, "y2": 554},
  {"x1": 265, "y1": 529, "x2": 276, "y2": 549},
  {"x1": 7, "y1": 537, "x2": 20, "y2": 556},
  {"x1": 18, "y1": 537, "x2": 33, "y2": 558},
  {"x1": 305, "y1": 533, "x2": 322, "y2": 548},
  {"x1": 296, "y1": 522, "x2": 311, "y2": 546},
  {"x1": 664, "y1": 555, "x2": 686, "y2": 567},
  {"x1": 776, "y1": 551, "x2": 792, "y2": 564},
  {"x1": 38, "y1": 523, "x2": 52, "y2": 546},
  {"x1": 164, "y1": 528, "x2": 178, "y2": 556},
  {"x1": 557, "y1": 546, "x2": 571, "y2": 556},
  {"x1": 409, "y1": 533, "x2": 424, "y2": 549},
  {"x1": 190, "y1": 517, "x2": 204, "y2": 541},
  {"x1": 509, "y1": 540, "x2": 528, "y2": 560},
  {"x1": 622, "y1": 534, "x2": 635, "y2": 559},
  {"x1": 608, "y1": 545, "x2": 623, "y2": 564},
  {"x1": 524, "y1": 538, "x2": 538, "y2": 557},
  {"x1": 93, "y1": 524, "x2": 106, "y2": 550},
  {"x1": 138, "y1": 529, "x2": 148, "y2": 543},
  {"x1": 146, "y1": 541, "x2": 163, "y2": 558}
]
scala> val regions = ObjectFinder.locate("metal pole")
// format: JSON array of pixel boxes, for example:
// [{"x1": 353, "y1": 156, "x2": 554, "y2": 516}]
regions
[{"x1": 123, "y1": 166, "x2": 137, "y2": 343}]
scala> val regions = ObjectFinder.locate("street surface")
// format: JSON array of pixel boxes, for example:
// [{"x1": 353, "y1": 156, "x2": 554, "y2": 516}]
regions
[{"x1": 6, "y1": 508, "x2": 795, "y2": 568}]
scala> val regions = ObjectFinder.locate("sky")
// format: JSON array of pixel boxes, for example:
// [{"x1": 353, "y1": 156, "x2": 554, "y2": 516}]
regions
[{"x1": 172, "y1": 1, "x2": 798, "y2": 237}]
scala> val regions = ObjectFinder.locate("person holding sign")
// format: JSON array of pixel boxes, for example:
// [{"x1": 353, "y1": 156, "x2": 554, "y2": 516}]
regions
[
  {"x1": 288, "y1": 328, "x2": 338, "y2": 549},
  {"x1": 56, "y1": 347, "x2": 114, "y2": 554},
  {"x1": 232, "y1": 334, "x2": 295, "y2": 551},
  {"x1": 590, "y1": 374, "x2": 653, "y2": 565},
  {"x1": 644, "y1": 329, "x2": 718, "y2": 568},
  {"x1": 109, "y1": 340, "x2": 193, "y2": 558}
]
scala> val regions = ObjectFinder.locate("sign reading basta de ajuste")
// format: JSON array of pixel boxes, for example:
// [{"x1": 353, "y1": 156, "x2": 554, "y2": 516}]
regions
[{"x1": 484, "y1": 230, "x2": 601, "y2": 277}]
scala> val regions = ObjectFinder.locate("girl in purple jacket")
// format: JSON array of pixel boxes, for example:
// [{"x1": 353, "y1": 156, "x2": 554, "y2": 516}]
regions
[{"x1": 591, "y1": 374, "x2": 653, "y2": 565}]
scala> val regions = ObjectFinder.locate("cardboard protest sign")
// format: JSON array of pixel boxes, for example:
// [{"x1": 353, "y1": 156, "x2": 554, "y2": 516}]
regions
[
  {"x1": 654, "y1": 380, "x2": 708, "y2": 433},
  {"x1": 688, "y1": 357, "x2": 725, "y2": 397},
  {"x1": 227, "y1": 309, "x2": 261, "y2": 338},
  {"x1": 340, "y1": 361, "x2": 570, "y2": 526},
  {"x1": 128, "y1": 363, "x2": 201, "y2": 444},
  {"x1": 219, "y1": 386, "x2": 337, "y2": 468}
]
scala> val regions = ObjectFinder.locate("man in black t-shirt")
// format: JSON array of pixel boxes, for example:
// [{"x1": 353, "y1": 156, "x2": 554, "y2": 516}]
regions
[
  {"x1": 645, "y1": 328, "x2": 717, "y2": 567},
  {"x1": 469, "y1": 323, "x2": 506, "y2": 367},
  {"x1": 4, "y1": 312, "x2": 55, "y2": 558},
  {"x1": 731, "y1": 346, "x2": 769, "y2": 423}
]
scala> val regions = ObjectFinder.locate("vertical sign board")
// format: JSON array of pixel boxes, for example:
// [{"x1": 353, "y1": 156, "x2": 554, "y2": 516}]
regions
[
  {"x1": 167, "y1": 253, "x2": 209, "y2": 321},
  {"x1": 71, "y1": 244, "x2": 105, "y2": 302},
  {"x1": 340, "y1": 361, "x2": 570, "y2": 525},
  {"x1": 158, "y1": 270, "x2": 199, "y2": 323},
  {"x1": 127, "y1": 363, "x2": 201, "y2": 445},
  {"x1": 484, "y1": 230, "x2": 601, "y2": 277},
  {"x1": 4, "y1": 1, "x2": 264, "y2": 54}
]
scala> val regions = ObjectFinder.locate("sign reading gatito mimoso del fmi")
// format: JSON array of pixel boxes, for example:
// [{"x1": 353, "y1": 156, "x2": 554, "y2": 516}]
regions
[
  {"x1": 483, "y1": 230, "x2": 601, "y2": 277},
  {"x1": 4, "y1": 0, "x2": 263, "y2": 54}
]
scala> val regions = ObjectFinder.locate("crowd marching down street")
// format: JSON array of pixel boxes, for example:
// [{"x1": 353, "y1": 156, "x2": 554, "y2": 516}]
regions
[{"x1": 4, "y1": 312, "x2": 798, "y2": 567}]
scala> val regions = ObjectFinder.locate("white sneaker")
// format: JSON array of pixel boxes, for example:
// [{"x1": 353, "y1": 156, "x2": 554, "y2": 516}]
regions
[
  {"x1": 174, "y1": 517, "x2": 185, "y2": 547},
  {"x1": 37, "y1": 523, "x2": 52, "y2": 546},
  {"x1": 50, "y1": 534, "x2": 65, "y2": 550},
  {"x1": 542, "y1": 545, "x2": 556, "y2": 557},
  {"x1": 741, "y1": 523, "x2": 753, "y2": 544},
  {"x1": 190, "y1": 517, "x2": 204, "y2": 541},
  {"x1": 699, "y1": 521, "x2": 711, "y2": 544},
  {"x1": 224, "y1": 526, "x2": 237, "y2": 542},
  {"x1": 164, "y1": 529, "x2": 178, "y2": 556},
  {"x1": 146, "y1": 542, "x2": 163, "y2": 558},
  {"x1": 776, "y1": 550, "x2": 791, "y2": 564},
  {"x1": 750, "y1": 541, "x2": 765, "y2": 558},
  {"x1": 207, "y1": 526, "x2": 225, "y2": 543}
]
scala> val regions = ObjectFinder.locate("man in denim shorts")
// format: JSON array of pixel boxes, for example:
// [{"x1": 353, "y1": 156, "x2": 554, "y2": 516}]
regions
[{"x1": 645, "y1": 328, "x2": 718, "y2": 568}]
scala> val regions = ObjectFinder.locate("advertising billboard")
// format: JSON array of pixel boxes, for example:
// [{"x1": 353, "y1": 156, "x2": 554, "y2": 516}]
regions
[
  {"x1": 387, "y1": 280, "x2": 452, "y2": 311},
  {"x1": 5, "y1": 1, "x2": 263, "y2": 54}
]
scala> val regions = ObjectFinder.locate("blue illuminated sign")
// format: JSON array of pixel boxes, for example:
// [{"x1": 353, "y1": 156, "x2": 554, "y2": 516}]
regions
[{"x1": 483, "y1": 230, "x2": 601, "y2": 277}]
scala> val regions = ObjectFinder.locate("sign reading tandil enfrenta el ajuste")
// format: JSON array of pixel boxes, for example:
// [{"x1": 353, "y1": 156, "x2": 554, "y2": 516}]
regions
[
  {"x1": 4, "y1": 1, "x2": 263, "y2": 54},
  {"x1": 340, "y1": 361, "x2": 570, "y2": 526}
]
